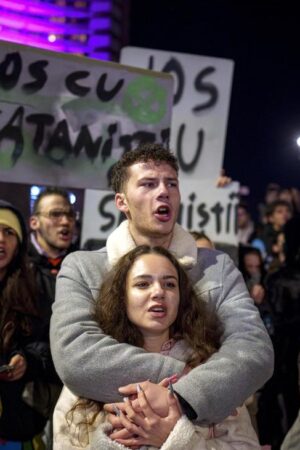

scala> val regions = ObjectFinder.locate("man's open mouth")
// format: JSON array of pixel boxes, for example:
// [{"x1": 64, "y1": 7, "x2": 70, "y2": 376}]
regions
[
  {"x1": 58, "y1": 229, "x2": 70, "y2": 238},
  {"x1": 155, "y1": 205, "x2": 171, "y2": 220}
]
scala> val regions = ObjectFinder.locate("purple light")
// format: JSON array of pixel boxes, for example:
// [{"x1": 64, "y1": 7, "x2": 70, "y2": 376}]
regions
[
  {"x1": 0, "y1": 0, "x2": 119, "y2": 61},
  {"x1": 89, "y1": 1, "x2": 112, "y2": 13},
  {"x1": 0, "y1": 0, "x2": 90, "y2": 18},
  {"x1": 88, "y1": 51, "x2": 111, "y2": 60},
  {"x1": 89, "y1": 18, "x2": 112, "y2": 30},
  {"x1": 89, "y1": 35, "x2": 111, "y2": 48},
  {"x1": 0, "y1": 11, "x2": 87, "y2": 34},
  {"x1": 0, "y1": 34, "x2": 90, "y2": 54}
]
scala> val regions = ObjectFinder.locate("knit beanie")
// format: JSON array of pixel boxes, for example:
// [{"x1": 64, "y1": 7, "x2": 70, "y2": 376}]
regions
[
  {"x1": 0, "y1": 200, "x2": 27, "y2": 250},
  {"x1": 0, "y1": 208, "x2": 23, "y2": 242}
]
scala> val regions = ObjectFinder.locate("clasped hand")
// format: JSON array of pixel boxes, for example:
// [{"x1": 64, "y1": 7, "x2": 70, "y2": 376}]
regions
[{"x1": 104, "y1": 378, "x2": 182, "y2": 449}]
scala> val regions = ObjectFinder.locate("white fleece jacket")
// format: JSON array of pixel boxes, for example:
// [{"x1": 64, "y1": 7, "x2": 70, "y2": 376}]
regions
[{"x1": 53, "y1": 340, "x2": 261, "y2": 450}]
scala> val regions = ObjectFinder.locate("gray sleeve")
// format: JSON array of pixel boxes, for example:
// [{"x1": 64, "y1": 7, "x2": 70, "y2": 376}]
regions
[
  {"x1": 173, "y1": 252, "x2": 274, "y2": 424},
  {"x1": 50, "y1": 252, "x2": 185, "y2": 403}
]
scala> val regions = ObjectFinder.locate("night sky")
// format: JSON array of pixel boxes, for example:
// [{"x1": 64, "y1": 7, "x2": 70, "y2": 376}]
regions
[{"x1": 128, "y1": 0, "x2": 300, "y2": 214}]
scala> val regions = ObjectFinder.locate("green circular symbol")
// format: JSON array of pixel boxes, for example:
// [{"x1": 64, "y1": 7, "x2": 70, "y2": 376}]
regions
[{"x1": 123, "y1": 76, "x2": 167, "y2": 124}]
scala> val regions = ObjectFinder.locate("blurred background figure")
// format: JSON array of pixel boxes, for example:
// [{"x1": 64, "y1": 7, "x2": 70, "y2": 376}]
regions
[
  {"x1": 239, "y1": 247, "x2": 266, "y2": 309},
  {"x1": 281, "y1": 352, "x2": 300, "y2": 450},
  {"x1": 251, "y1": 200, "x2": 292, "y2": 269},
  {"x1": 258, "y1": 183, "x2": 281, "y2": 224},
  {"x1": 278, "y1": 188, "x2": 300, "y2": 217},
  {"x1": 239, "y1": 246, "x2": 276, "y2": 446},
  {"x1": 266, "y1": 216, "x2": 300, "y2": 436},
  {"x1": 190, "y1": 230, "x2": 215, "y2": 249},
  {"x1": 237, "y1": 202, "x2": 255, "y2": 245}
]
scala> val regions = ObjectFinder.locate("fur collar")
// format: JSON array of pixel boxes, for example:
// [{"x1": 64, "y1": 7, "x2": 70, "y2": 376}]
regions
[{"x1": 106, "y1": 220, "x2": 197, "y2": 269}]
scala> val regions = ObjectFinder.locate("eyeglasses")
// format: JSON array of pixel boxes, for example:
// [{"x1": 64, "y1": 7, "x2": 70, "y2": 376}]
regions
[{"x1": 36, "y1": 209, "x2": 77, "y2": 222}]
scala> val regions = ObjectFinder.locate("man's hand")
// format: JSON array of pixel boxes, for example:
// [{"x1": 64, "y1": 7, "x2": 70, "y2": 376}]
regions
[
  {"x1": 107, "y1": 380, "x2": 172, "y2": 418},
  {"x1": 215, "y1": 169, "x2": 232, "y2": 188},
  {"x1": 105, "y1": 383, "x2": 181, "y2": 448}
]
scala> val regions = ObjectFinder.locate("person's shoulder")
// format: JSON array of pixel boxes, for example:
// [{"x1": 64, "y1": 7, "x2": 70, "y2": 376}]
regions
[
  {"x1": 62, "y1": 247, "x2": 108, "y2": 267},
  {"x1": 197, "y1": 247, "x2": 228, "y2": 266},
  {"x1": 189, "y1": 247, "x2": 231, "y2": 287}
]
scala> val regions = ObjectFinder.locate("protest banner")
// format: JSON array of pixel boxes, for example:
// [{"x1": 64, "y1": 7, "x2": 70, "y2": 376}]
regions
[
  {"x1": 80, "y1": 180, "x2": 239, "y2": 248},
  {"x1": 178, "y1": 179, "x2": 239, "y2": 245},
  {"x1": 121, "y1": 46, "x2": 234, "y2": 180},
  {"x1": 0, "y1": 41, "x2": 173, "y2": 189}
]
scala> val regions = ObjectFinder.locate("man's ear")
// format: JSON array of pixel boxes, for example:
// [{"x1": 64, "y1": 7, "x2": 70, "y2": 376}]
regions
[
  {"x1": 29, "y1": 215, "x2": 39, "y2": 231},
  {"x1": 115, "y1": 193, "x2": 129, "y2": 214}
]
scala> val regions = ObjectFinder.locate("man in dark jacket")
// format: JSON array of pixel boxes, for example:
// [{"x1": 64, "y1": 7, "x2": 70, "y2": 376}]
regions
[
  {"x1": 28, "y1": 186, "x2": 76, "y2": 333},
  {"x1": 28, "y1": 187, "x2": 76, "y2": 448}
]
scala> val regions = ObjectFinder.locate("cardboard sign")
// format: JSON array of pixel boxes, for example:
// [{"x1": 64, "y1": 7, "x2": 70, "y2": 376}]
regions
[
  {"x1": 121, "y1": 46, "x2": 234, "y2": 180},
  {"x1": 80, "y1": 180, "x2": 239, "y2": 248},
  {"x1": 0, "y1": 41, "x2": 173, "y2": 189}
]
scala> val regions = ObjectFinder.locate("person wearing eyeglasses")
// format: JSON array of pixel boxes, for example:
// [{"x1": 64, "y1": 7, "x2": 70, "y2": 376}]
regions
[{"x1": 28, "y1": 187, "x2": 77, "y2": 449}]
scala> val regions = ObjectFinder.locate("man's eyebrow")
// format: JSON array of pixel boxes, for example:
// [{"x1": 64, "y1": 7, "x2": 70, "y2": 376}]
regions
[{"x1": 137, "y1": 176, "x2": 178, "y2": 182}]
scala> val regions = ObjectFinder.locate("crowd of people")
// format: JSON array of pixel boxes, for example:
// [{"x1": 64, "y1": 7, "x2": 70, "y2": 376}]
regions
[
  {"x1": 0, "y1": 144, "x2": 298, "y2": 450},
  {"x1": 236, "y1": 184, "x2": 300, "y2": 449}
]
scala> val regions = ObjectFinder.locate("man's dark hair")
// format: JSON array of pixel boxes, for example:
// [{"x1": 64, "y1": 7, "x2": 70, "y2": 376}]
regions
[
  {"x1": 110, "y1": 143, "x2": 178, "y2": 193},
  {"x1": 33, "y1": 186, "x2": 71, "y2": 214},
  {"x1": 265, "y1": 199, "x2": 292, "y2": 218}
]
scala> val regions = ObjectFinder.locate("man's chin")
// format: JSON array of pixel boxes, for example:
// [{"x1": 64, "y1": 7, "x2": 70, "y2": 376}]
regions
[
  {"x1": 148, "y1": 225, "x2": 175, "y2": 238},
  {"x1": 55, "y1": 240, "x2": 71, "y2": 250}
]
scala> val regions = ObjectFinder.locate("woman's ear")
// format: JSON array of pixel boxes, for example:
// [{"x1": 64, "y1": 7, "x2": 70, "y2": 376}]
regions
[{"x1": 115, "y1": 193, "x2": 129, "y2": 214}]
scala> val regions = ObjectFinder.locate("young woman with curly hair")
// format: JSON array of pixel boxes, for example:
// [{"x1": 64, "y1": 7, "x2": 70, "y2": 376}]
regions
[{"x1": 54, "y1": 245, "x2": 260, "y2": 450}]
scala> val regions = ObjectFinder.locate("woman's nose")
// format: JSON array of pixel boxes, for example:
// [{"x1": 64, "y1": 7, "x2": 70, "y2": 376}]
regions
[{"x1": 151, "y1": 282, "x2": 165, "y2": 299}]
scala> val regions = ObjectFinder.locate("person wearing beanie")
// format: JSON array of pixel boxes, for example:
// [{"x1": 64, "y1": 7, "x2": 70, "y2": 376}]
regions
[
  {"x1": 0, "y1": 208, "x2": 23, "y2": 241},
  {"x1": 0, "y1": 198, "x2": 27, "y2": 242},
  {"x1": 0, "y1": 200, "x2": 54, "y2": 449}
]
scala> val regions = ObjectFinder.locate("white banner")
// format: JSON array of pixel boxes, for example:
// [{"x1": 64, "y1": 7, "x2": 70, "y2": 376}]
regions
[
  {"x1": 120, "y1": 46, "x2": 234, "y2": 181},
  {"x1": 0, "y1": 42, "x2": 173, "y2": 189},
  {"x1": 80, "y1": 180, "x2": 239, "y2": 248}
]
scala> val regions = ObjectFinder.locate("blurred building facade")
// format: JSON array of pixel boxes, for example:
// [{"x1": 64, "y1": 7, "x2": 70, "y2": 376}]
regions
[{"x1": 0, "y1": 0, "x2": 129, "y2": 61}]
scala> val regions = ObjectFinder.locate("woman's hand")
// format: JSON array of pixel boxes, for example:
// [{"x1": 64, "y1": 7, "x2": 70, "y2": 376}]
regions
[
  {"x1": 250, "y1": 284, "x2": 265, "y2": 305},
  {"x1": 7, "y1": 354, "x2": 27, "y2": 381},
  {"x1": 106, "y1": 384, "x2": 181, "y2": 448}
]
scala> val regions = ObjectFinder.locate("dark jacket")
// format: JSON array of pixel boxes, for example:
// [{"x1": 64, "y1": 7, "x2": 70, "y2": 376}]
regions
[
  {"x1": 0, "y1": 200, "x2": 58, "y2": 441},
  {"x1": 27, "y1": 241, "x2": 65, "y2": 385},
  {"x1": 28, "y1": 242, "x2": 60, "y2": 338},
  {"x1": 0, "y1": 320, "x2": 48, "y2": 440},
  {"x1": 0, "y1": 201, "x2": 50, "y2": 440}
]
